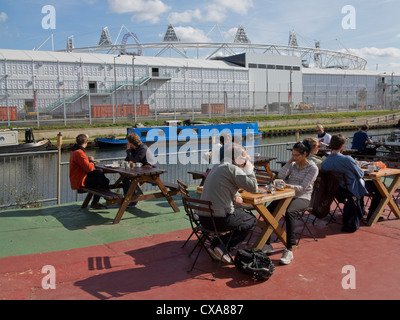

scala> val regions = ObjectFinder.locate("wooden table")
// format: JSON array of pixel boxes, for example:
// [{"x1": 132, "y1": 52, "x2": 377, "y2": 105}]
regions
[
  {"x1": 253, "y1": 156, "x2": 277, "y2": 174},
  {"x1": 96, "y1": 164, "x2": 180, "y2": 224},
  {"x1": 368, "y1": 142, "x2": 400, "y2": 157},
  {"x1": 197, "y1": 186, "x2": 295, "y2": 250},
  {"x1": 363, "y1": 167, "x2": 400, "y2": 226}
]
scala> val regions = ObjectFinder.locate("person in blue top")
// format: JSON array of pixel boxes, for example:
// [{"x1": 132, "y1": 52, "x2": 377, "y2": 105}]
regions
[
  {"x1": 351, "y1": 124, "x2": 372, "y2": 154},
  {"x1": 322, "y1": 134, "x2": 382, "y2": 231}
]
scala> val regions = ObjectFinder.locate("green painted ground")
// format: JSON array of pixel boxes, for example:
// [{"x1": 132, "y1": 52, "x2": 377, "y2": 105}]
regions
[{"x1": 0, "y1": 193, "x2": 192, "y2": 258}]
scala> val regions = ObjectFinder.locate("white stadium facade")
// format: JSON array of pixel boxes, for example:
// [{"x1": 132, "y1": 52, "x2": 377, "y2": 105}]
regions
[{"x1": 0, "y1": 26, "x2": 399, "y2": 125}]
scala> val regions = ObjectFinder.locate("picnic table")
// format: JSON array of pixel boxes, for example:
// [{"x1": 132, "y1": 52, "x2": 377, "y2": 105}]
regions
[
  {"x1": 82, "y1": 164, "x2": 180, "y2": 224},
  {"x1": 197, "y1": 185, "x2": 295, "y2": 250},
  {"x1": 363, "y1": 167, "x2": 400, "y2": 226}
]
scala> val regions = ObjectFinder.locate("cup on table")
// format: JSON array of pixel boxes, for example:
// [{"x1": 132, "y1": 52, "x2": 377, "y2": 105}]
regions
[
  {"x1": 368, "y1": 165, "x2": 375, "y2": 173},
  {"x1": 274, "y1": 179, "x2": 285, "y2": 190},
  {"x1": 255, "y1": 153, "x2": 260, "y2": 157},
  {"x1": 135, "y1": 162, "x2": 143, "y2": 168},
  {"x1": 129, "y1": 161, "x2": 134, "y2": 168},
  {"x1": 112, "y1": 161, "x2": 118, "y2": 168}
]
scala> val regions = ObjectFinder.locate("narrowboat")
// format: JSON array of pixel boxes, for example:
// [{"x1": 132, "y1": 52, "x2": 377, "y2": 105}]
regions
[
  {"x1": 94, "y1": 136, "x2": 127, "y2": 148},
  {"x1": 0, "y1": 129, "x2": 51, "y2": 154},
  {"x1": 126, "y1": 121, "x2": 262, "y2": 144}
]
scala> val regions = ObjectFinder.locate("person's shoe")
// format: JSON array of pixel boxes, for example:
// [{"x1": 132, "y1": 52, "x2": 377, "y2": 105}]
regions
[
  {"x1": 207, "y1": 247, "x2": 220, "y2": 261},
  {"x1": 213, "y1": 245, "x2": 233, "y2": 264},
  {"x1": 90, "y1": 202, "x2": 107, "y2": 210},
  {"x1": 279, "y1": 249, "x2": 293, "y2": 265},
  {"x1": 262, "y1": 244, "x2": 275, "y2": 255}
]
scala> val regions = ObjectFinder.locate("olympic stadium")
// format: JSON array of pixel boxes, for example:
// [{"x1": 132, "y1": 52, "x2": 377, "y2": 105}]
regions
[{"x1": 0, "y1": 25, "x2": 399, "y2": 125}]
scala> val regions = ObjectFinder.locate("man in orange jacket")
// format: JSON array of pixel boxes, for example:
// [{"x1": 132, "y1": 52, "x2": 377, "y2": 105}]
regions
[{"x1": 69, "y1": 134, "x2": 109, "y2": 209}]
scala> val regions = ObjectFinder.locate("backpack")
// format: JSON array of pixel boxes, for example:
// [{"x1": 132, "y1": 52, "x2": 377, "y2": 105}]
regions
[{"x1": 234, "y1": 248, "x2": 275, "y2": 281}]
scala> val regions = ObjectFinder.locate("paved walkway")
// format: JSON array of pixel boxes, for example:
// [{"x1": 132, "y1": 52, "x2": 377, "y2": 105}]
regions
[{"x1": 1, "y1": 193, "x2": 400, "y2": 300}]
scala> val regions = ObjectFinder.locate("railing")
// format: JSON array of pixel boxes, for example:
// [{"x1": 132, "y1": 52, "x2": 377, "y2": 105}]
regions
[
  {"x1": 1, "y1": 135, "x2": 397, "y2": 209},
  {"x1": 0, "y1": 150, "x2": 59, "y2": 209}
]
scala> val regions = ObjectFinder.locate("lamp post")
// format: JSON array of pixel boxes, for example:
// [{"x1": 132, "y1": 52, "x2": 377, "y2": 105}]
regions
[
  {"x1": 5, "y1": 75, "x2": 10, "y2": 127},
  {"x1": 153, "y1": 88, "x2": 157, "y2": 121},
  {"x1": 132, "y1": 56, "x2": 137, "y2": 123},
  {"x1": 113, "y1": 54, "x2": 121, "y2": 124},
  {"x1": 391, "y1": 72, "x2": 395, "y2": 111}
]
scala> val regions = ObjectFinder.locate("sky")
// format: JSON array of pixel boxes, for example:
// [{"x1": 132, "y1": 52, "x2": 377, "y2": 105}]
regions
[{"x1": 0, "y1": 0, "x2": 400, "y2": 72}]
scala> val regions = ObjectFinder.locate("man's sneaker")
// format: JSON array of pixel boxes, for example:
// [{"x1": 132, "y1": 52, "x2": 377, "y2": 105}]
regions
[
  {"x1": 90, "y1": 202, "x2": 107, "y2": 210},
  {"x1": 279, "y1": 249, "x2": 293, "y2": 265},
  {"x1": 262, "y1": 244, "x2": 275, "y2": 255},
  {"x1": 213, "y1": 245, "x2": 233, "y2": 264}
]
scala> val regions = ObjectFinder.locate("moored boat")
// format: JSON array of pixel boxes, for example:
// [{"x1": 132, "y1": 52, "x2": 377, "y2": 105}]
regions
[
  {"x1": 0, "y1": 129, "x2": 51, "y2": 154},
  {"x1": 94, "y1": 137, "x2": 127, "y2": 148},
  {"x1": 126, "y1": 121, "x2": 262, "y2": 144}
]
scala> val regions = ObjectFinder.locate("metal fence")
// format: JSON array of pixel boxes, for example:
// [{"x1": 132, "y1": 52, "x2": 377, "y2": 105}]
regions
[
  {"x1": 1, "y1": 133, "x2": 398, "y2": 209},
  {"x1": 1, "y1": 87, "x2": 399, "y2": 127},
  {"x1": 0, "y1": 142, "x2": 296, "y2": 209}
]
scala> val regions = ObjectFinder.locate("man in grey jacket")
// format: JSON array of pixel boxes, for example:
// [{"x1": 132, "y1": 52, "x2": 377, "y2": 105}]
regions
[{"x1": 200, "y1": 143, "x2": 258, "y2": 264}]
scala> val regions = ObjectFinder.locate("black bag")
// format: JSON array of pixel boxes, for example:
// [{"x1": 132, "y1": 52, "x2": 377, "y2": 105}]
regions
[
  {"x1": 341, "y1": 196, "x2": 364, "y2": 233},
  {"x1": 234, "y1": 248, "x2": 275, "y2": 281}
]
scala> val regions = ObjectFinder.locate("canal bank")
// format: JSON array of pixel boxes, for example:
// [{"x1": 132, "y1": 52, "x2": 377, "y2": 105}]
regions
[{"x1": 14, "y1": 112, "x2": 400, "y2": 149}]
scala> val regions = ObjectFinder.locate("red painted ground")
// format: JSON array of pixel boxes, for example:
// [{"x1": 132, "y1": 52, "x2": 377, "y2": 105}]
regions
[{"x1": 1, "y1": 211, "x2": 400, "y2": 300}]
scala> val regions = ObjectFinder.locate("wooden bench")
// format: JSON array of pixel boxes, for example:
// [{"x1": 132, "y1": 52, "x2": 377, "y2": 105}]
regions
[
  {"x1": 78, "y1": 187, "x2": 123, "y2": 208},
  {"x1": 187, "y1": 170, "x2": 208, "y2": 186},
  {"x1": 146, "y1": 180, "x2": 180, "y2": 195}
]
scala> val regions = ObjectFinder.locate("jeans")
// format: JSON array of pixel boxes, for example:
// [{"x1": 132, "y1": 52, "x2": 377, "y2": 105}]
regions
[
  {"x1": 267, "y1": 198, "x2": 309, "y2": 250},
  {"x1": 84, "y1": 169, "x2": 110, "y2": 204}
]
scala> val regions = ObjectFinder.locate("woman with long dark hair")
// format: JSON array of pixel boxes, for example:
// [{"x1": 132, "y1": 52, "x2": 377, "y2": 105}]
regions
[{"x1": 264, "y1": 142, "x2": 318, "y2": 265}]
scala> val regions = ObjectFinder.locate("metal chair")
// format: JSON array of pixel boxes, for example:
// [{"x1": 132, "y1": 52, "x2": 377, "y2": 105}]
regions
[
  {"x1": 178, "y1": 179, "x2": 201, "y2": 250},
  {"x1": 294, "y1": 175, "x2": 320, "y2": 246},
  {"x1": 182, "y1": 196, "x2": 234, "y2": 281}
]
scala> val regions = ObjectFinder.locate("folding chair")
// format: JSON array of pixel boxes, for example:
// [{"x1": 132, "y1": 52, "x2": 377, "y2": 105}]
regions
[
  {"x1": 178, "y1": 180, "x2": 200, "y2": 249},
  {"x1": 182, "y1": 196, "x2": 234, "y2": 281},
  {"x1": 295, "y1": 176, "x2": 320, "y2": 246}
]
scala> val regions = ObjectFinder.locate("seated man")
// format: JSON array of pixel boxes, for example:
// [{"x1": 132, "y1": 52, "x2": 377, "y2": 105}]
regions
[
  {"x1": 315, "y1": 124, "x2": 331, "y2": 148},
  {"x1": 69, "y1": 134, "x2": 110, "y2": 209},
  {"x1": 200, "y1": 143, "x2": 258, "y2": 264},
  {"x1": 322, "y1": 134, "x2": 382, "y2": 232},
  {"x1": 352, "y1": 124, "x2": 373, "y2": 154},
  {"x1": 122, "y1": 133, "x2": 156, "y2": 206}
]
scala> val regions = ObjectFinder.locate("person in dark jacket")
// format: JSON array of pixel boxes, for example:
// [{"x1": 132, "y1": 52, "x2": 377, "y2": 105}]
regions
[{"x1": 122, "y1": 133, "x2": 156, "y2": 205}]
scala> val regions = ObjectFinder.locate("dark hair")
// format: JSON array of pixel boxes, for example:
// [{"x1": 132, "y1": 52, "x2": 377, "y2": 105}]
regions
[
  {"x1": 360, "y1": 124, "x2": 369, "y2": 131},
  {"x1": 127, "y1": 133, "x2": 142, "y2": 147},
  {"x1": 76, "y1": 134, "x2": 88, "y2": 146},
  {"x1": 330, "y1": 134, "x2": 347, "y2": 150},
  {"x1": 293, "y1": 142, "x2": 311, "y2": 157}
]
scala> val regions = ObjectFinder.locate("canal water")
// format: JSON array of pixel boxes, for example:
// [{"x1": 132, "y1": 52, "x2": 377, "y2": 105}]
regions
[
  {"x1": 1, "y1": 127, "x2": 396, "y2": 209},
  {"x1": 78, "y1": 127, "x2": 395, "y2": 161}
]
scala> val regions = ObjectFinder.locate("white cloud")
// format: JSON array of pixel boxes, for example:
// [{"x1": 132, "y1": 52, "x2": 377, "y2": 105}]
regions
[
  {"x1": 215, "y1": 0, "x2": 254, "y2": 15},
  {"x1": 348, "y1": 47, "x2": 400, "y2": 59},
  {"x1": 204, "y1": 3, "x2": 227, "y2": 22},
  {"x1": 204, "y1": 0, "x2": 254, "y2": 22},
  {"x1": 168, "y1": 9, "x2": 201, "y2": 24},
  {"x1": 108, "y1": 0, "x2": 170, "y2": 24},
  {"x1": 174, "y1": 26, "x2": 211, "y2": 42},
  {"x1": 0, "y1": 12, "x2": 8, "y2": 23}
]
